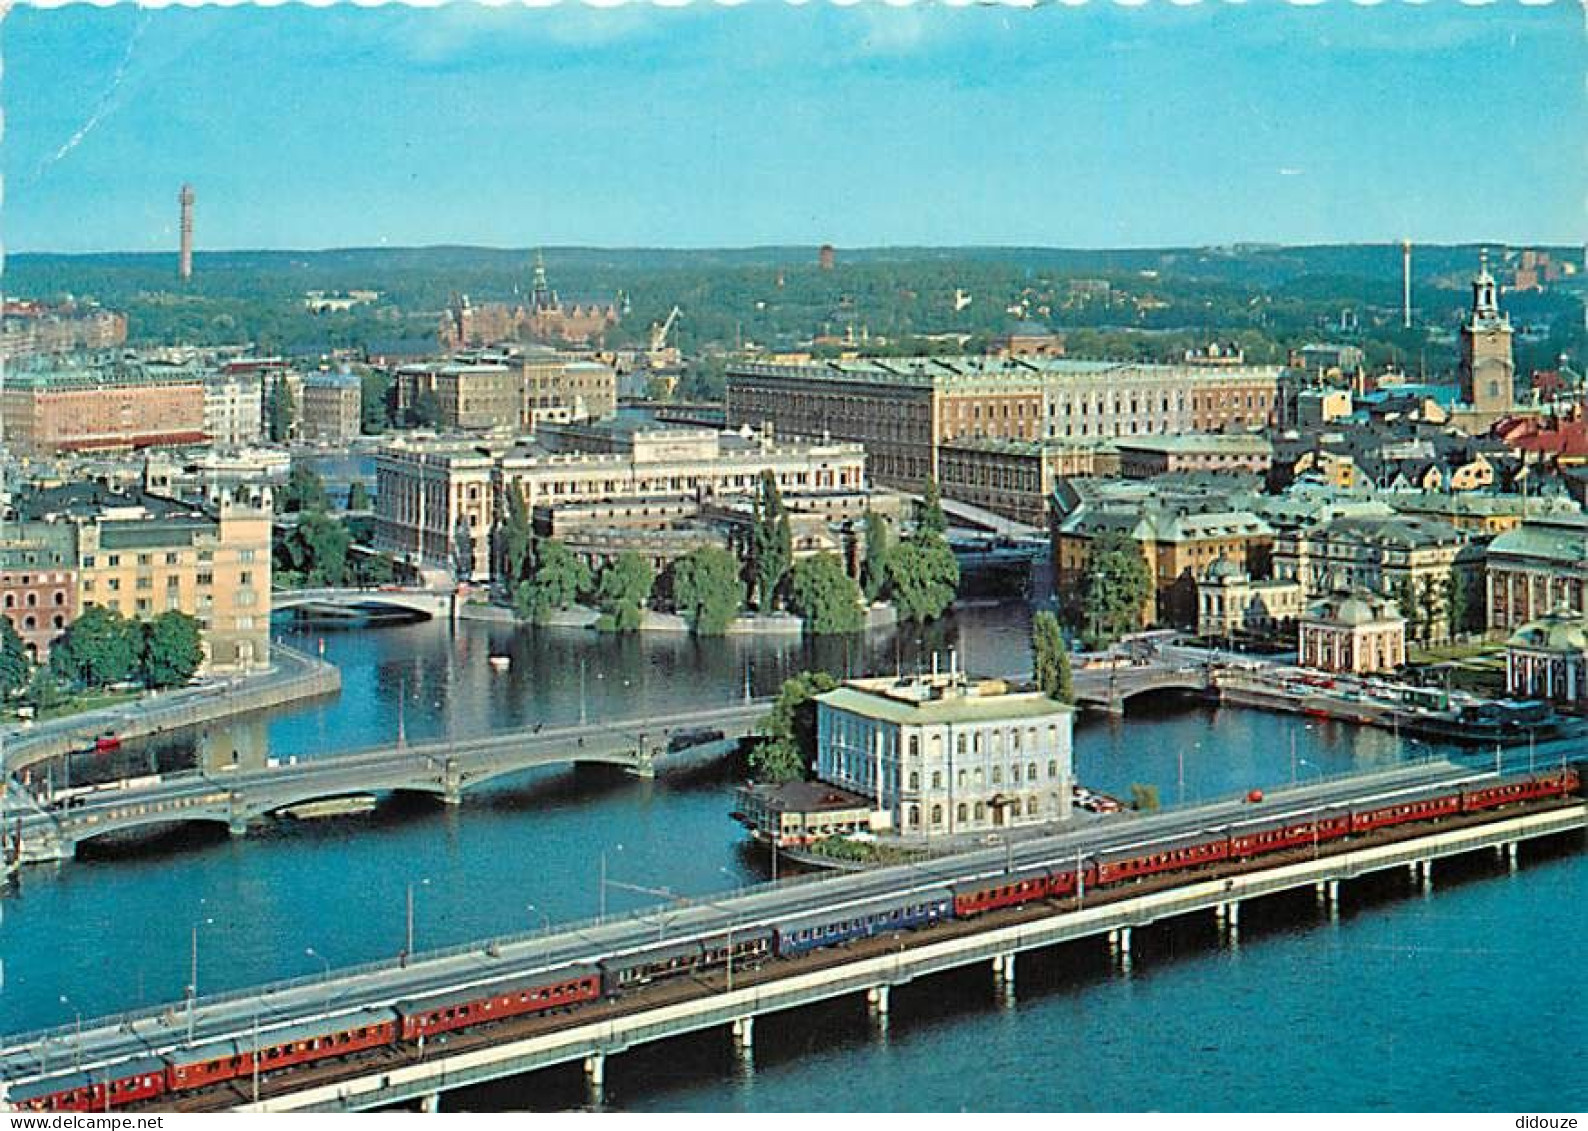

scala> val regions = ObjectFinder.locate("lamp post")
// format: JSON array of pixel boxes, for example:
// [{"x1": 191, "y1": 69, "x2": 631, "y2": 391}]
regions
[
  {"x1": 405, "y1": 878, "x2": 429, "y2": 961},
  {"x1": 305, "y1": 947, "x2": 330, "y2": 979},
  {"x1": 598, "y1": 845, "x2": 623, "y2": 919},
  {"x1": 186, "y1": 916, "x2": 214, "y2": 1046},
  {"x1": 61, "y1": 995, "x2": 81, "y2": 1070},
  {"x1": 526, "y1": 904, "x2": 550, "y2": 933}
]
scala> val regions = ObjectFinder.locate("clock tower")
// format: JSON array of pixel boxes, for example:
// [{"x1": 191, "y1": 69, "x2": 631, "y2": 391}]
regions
[{"x1": 1458, "y1": 249, "x2": 1514, "y2": 417}]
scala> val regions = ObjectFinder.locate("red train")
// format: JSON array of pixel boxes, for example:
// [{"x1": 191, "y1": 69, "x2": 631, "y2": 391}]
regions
[{"x1": 8, "y1": 766, "x2": 1578, "y2": 1112}]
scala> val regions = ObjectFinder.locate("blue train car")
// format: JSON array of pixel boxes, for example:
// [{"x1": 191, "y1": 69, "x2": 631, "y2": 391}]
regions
[{"x1": 773, "y1": 888, "x2": 953, "y2": 957}]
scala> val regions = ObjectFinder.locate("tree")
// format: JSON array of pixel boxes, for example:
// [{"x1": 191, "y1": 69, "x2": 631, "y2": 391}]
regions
[
  {"x1": 749, "y1": 670, "x2": 839, "y2": 783},
  {"x1": 1444, "y1": 573, "x2": 1471, "y2": 638},
  {"x1": 1393, "y1": 577, "x2": 1418, "y2": 635},
  {"x1": 886, "y1": 540, "x2": 959, "y2": 622},
  {"x1": 917, "y1": 477, "x2": 948, "y2": 540},
  {"x1": 346, "y1": 481, "x2": 372, "y2": 512},
  {"x1": 143, "y1": 611, "x2": 204, "y2": 689},
  {"x1": 353, "y1": 551, "x2": 398, "y2": 587},
  {"x1": 277, "y1": 510, "x2": 352, "y2": 587},
  {"x1": 747, "y1": 471, "x2": 793, "y2": 611},
  {"x1": 1032, "y1": 610, "x2": 1073, "y2": 703},
  {"x1": 267, "y1": 380, "x2": 296, "y2": 443},
  {"x1": 281, "y1": 464, "x2": 329, "y2": 514},
  {"x1": 512, "y1": 539, "x2": 591, "y2": 622},
  {"x1": 594, "y1": 552, "x2": 655, "y2": 633},
  {"x1": 671, "y1": 546, "x2": 744, "y2": 636},
  {"x1": 359, "y1": 369, "x2": 392, "y2": 434},
  {"x1": 24, "y1": 667, "x2": 66, "y2": 714},
  {"x1": 51, "y1": 606, "x2": 142, "y2": 688},
  {"x1": 788, "y1": 553, "x2": 865, "y2": 635},
  {"x1": 0, "y1": 619, "x2": 30, "y2": 700},
  {"x1": 1129, "y1": 783, "x2": 1161, "y2": 813},
  {"x1": 1416, "y1": 575, "x2": 1444, "y2": 644},
  {"x1": 861, "y1": 510, "x2": 895, "y2": 603},
  {"x1": 499, "y1": 488, "x2": 536, "y2": 586},
  {"x1": 1078, "y1": 532, "x2": 1153, "y2": 649},
  {"x1": 408, "y1": 388, "x2": 443, "y2": 429}
]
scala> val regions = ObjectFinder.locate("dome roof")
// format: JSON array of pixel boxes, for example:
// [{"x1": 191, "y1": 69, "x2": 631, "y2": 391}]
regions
[
  {"x1": 1203, "y1": 554, "x2": 1245, "y2": 582},
  {"x1": 1333, "y1": 596, "x2": 1378, "y2": 626},
  {"x1": 1508, "y1": 609, "x2": 1588, "y2": 653}
]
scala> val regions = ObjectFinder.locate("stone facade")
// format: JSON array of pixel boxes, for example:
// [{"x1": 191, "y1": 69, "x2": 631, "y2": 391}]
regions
[
  {"x1": 0, "y1": 522, "x2": 78, "y2": 662},
  {"x1": 1485, "y1": 516, "x2": 1588, "y2": 631},
  {"x1": 1195, "y1": 556, "x2": 1305, "y2": 640},
  {"x1": 202, "y1": 371, "x2": 264, "y2": 449},
  {"x1": 1298, "y1": 591, "x2": 1406, "y2": 675},
  {"x1": 727, "y1": 355, "x2": 1281, "y2": 492},
  {"x1": 938, "y1": 438, "x2": 1118, "y2": 528},
  {"x1": 1505, "y1": 609, "x2": 1586, "y2": 707},
  {"x1": 1, "y1": 362, "x2": 208, "y2": 456},
  {"x1": 816, "y1": 672, "x2": 1074, "y2": 839},
  {"x1": 1114, "y1": 433, "x2": 1273, "y2": 479},
  {"x1": 300, "y1": 372, "x2": 363, "y2": 444}
]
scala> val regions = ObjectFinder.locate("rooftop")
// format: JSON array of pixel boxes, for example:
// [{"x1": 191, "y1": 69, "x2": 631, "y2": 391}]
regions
[{"x1": 818, "y1": 674, "x2": 1071, "y2": 726}]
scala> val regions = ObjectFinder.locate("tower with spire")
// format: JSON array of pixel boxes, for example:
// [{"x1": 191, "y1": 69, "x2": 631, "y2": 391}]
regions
[
  {"x1": 530, "y1": 250, "x2": 556, "y2": 313},
  {"x1": 1458, "y1": 249, "x2": 1514, "y2": 417}
]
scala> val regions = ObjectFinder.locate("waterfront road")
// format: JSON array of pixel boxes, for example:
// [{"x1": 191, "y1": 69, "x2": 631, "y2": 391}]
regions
[{"x1": 0, "y1": 757, "x2": 1530, "y2": 1090}]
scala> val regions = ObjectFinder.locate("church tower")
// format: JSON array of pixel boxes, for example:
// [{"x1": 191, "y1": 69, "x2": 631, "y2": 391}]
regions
[{"x1": 1458, "y1": 249, "x2": 1514, "y2": 416}]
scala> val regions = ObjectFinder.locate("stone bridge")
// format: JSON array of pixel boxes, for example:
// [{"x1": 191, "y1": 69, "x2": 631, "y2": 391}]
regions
[
  {"x1": 270, "y1": 588, "x2": 457, "y2": 620},
  {"x1": 1069, "y1": 663, "x2": 1211, "y2": 714},
  {"x1": 14, "y1": 703, "x2": 768, "y2": 863}
]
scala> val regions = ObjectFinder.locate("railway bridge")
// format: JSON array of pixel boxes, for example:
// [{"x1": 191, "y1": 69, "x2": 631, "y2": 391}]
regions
[
  {"x1": 1, "y1": 761, "x2": 1578, "y2": 1113},
  {"x1": 10, "y1": 702, "x2": 769, "y2": 864}
]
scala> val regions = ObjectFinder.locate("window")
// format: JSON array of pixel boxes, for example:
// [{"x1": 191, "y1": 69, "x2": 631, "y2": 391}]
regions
[
  {"x1": 107, "y1": 555, "x2": 120, "y2": 567},
  {"x1": 908, "y1": 771, "x2": 919, "y2": 791},
  {"x1": 165, "y1": 552, "x2": 180, "y2": 565},
  {"x1": 956, "y1": 803, "x2": 968, "y2": 823},
  {"x1": 137, "y1": 554, "x2": 151, "y2": 567},
  {"x1": 239, "y1": 572, "x2": 252, "y2": 585},
  {"x1": 1048, "y1": 759, "x2": 1058, "y2": 779},
  {"x1": 239, "y1": 549, "x2": 256, "y2": 564},
  {"x1": 931, "y1": 770, "x2": 942, "y2": 790},
  {"x1": 197, "y1": 572, "x2": 213, "y2": 586}
]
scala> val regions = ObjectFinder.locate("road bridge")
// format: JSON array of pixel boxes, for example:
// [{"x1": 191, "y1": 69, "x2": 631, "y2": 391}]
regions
[
  {"x1": 1069, "y1": 662, "x2": 1212, "y2": 714},
  {"x1": 1, "y1": 760, "x2": 1577, "y2": 1112},
  {"x1": 10, "y1": 701, "x2": 769, "y2": 864},
  {"x1": 271, "y1": 588, "x2": 456, "y2": 621}
]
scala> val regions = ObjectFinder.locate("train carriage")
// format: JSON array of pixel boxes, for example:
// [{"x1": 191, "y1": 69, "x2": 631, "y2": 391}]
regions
[
  {"x1": 598, "y1": 940, "x2": 705, "y2": 995},
  {"x1": 169, "y1": 1007, "x2": 400, "y2": 1094},
  {"x1": 1351, "y1": 785, "x2": 1463, "y2": 835},
  {"x1": 1229, "y1": 808, "x2": 1352, "y2": 859},
  {"x1": 1096, "y1": 830, "x2": 1231, "y2": 885},
  {"x1": 5, "y1": 1056, "x2": 168, "y2": 1112},
  {"x1": 773, "y1": 889, "x2": 953, "y2": 958},
  {"x1": 1463, "y1": 768, "x2": 1580, "y2": 814},
  {"x1": 950, "y1": 864, "x2": 1056, "y2": 918},
  {"x1": 396, "y1": 967, "x2": 599, "y2": 1041},
  {"x1": 698, "y1": 927, "x2": 775, "y2": 972}
]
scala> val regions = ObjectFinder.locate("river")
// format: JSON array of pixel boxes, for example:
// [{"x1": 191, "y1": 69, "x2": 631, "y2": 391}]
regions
[{"x1": 1, "y1": 599, "x2": 1581, "y2": 1111}]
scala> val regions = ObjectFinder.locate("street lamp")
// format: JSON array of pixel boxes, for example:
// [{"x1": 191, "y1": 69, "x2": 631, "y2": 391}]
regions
[
  {"x1": 404, "y1": 877, "x2": 430, "y2": 963},
  {"x1": 186, "y1": 916, "x2": 214, "y2": 1045},
  {"x1": 60, "y1": 995, "x2": 81, "y2": 1070},
  {"x1": 526, "y1": 904, "x2": 550, "y2": 933},
  {"x1": 598, "y1": 844, "x2": 623, "y2": 919},
  {"x1": 305, "y1": 947, "x2": 331, "y2": 979}
]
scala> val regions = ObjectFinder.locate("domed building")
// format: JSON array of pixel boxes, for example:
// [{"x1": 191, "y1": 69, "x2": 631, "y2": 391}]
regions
[
  {"x1": 1195, "y1": 553, "x2": 1304, "y2": 642},
  {"x1": 1505, "y1": 608, "x2": 1587, "y2": 707},
  {"x1": 1298, "y1": 589, "x2": 1406, "y2": 675}
]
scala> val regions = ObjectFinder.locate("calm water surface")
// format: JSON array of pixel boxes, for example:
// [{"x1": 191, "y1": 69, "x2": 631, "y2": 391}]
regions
[{"x1": 2, "y1": 596, "x2": 1581, "y2": 1111}]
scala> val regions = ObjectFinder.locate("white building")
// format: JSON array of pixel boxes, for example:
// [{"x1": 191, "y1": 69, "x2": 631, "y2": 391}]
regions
[
  {"x1": 815, "y1": 668, "x2": 1074, "y2": 840},
  {"x1": 203, "y1": 371, "x2": 264, "y2": 448}
]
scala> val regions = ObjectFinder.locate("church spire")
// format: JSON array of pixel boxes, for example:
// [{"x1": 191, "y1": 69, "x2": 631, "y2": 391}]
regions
[{"x1": 530, "y1": 249, "x2": 554, "y2": 312}]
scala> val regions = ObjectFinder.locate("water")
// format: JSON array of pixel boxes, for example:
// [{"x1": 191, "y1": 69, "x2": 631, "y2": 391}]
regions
[{"x1": 1, "y1": 601, "x2": 1581, "y2": 1111}]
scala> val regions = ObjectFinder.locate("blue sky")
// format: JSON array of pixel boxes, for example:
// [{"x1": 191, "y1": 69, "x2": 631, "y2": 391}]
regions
[{"x1": 2, "y1": 2, "x2": 1580, "y2": 252}]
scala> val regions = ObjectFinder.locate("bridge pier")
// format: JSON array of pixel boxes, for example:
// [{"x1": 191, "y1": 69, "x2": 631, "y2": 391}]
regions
[
  {"x1": 1502, "y1": 841, "x2": 1520, "y2": 872},
  {"x1": 442, "y1": 759, "x2": 462, "y2": 806},
  {"x1": 731, "y1": 1016, "x2": 754, "y2": 1057},
  {"x1": 583, "y1": 1053, "x2": 606, "y2": 1107},
  {"x1": 628, "y1": 745, "x2": 656, "y2": 781},
  {"x1": 1109, "y1": 927, "x2": 1133, "y2": 972},
  {"x1": 228, "y1": 792, "x2": 249, "y2": 837},
  {"x1": 866, "y1": 984, "x2": 890, "y2": 1032},
  {"x1": 1215, "y1": 900, "x2": 1240, "y2": 945},
  {"x1": 991, "y1": 952, "x2": 1016, "y2": 1000},
  {"x1": 419, "y1": 1092, "x2": 441, "y2": 1114}
]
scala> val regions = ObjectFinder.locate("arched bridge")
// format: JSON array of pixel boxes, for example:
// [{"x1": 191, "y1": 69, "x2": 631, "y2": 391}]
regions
[
  {"x1": 14, "y1": 702, "x2": 769, "y2": 862},
  {"x1": 271, "y1": 588, "x2": 456, "y2": 620},
  {"x1": 1070, "y1": 664, "x2": 1212, "y2": 714}
]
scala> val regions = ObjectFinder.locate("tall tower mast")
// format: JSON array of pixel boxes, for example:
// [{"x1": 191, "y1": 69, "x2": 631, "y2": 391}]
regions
[
  {"x1": 179, "y1": 184, "x2": 195, "y2": 281},
  {"x1": 1400, "y1": 238, "x2": 1412, "y2": 329}
]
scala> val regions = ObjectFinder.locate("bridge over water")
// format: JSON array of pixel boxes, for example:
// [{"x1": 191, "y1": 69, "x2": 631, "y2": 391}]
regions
[
  {"x1": 271, "y1": 588, "x2": 457, "y2": 621},
  {"x1": 1, "y1": 761, "x2": 1577, "y2": 1113},
  {"x1": 10, "y1": 701, "x2": 770, "y2": 864}
]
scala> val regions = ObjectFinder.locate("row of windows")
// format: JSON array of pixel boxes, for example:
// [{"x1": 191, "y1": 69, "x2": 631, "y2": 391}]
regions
[
  {"x1": 83, "y1": 550, "x2": 226, "y2": 568},
  {"x1": 84, "y1": 572, "x2": 233, "y2": 594},
  {"x1": 908, "y1": 759, "x2": 1063, "y2": 792},
  {"x1": 911, "y1": 793, "x2": 1062, "y2": 826},
  {"x1": 1, "y1": 590, "x2": 67, "y2": 608}
]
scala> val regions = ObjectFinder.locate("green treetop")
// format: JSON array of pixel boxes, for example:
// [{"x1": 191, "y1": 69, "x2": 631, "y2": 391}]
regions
[
  {"x1": 671, "y1": 546, "x2": 744, "y2": 636},
  {"x1": 749, "y1": 670, "x2": 839, "y2": 783},
  {"x1": 788, "y1": 553, "x2": 865, "y2": 635},
  {"x1": 748, "y1": 471, "x2": 793, "y2": 612},
  {"x1": 512, "y1": 538, "x2": 591, "y2": 623},
  {"x1": 1032, "y1": 609, "x2": 1073, "y2": 703},
  {"x1": 1078, "y1": 531, "x2": 1152, "y2": 649},
  {"x1": 594, "y1": 551, "x2": 655, "y2": 633},
  {"x1": 142, "y1": 611, "x2": 204, "y2": 689}
]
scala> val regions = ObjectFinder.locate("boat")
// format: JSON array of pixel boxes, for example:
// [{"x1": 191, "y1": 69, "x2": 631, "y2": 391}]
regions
[{"x1": 488, "y1": 655, "x2": 512, "y2": 671}]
